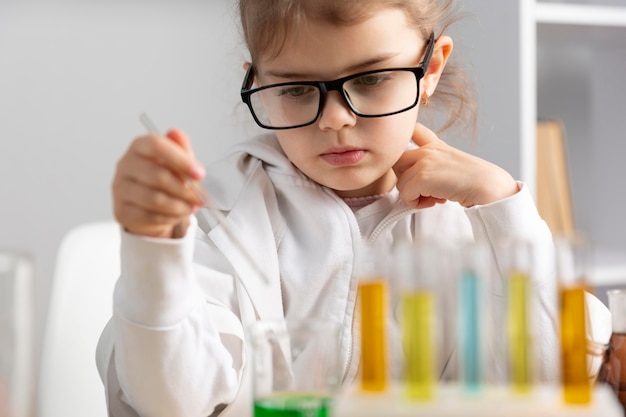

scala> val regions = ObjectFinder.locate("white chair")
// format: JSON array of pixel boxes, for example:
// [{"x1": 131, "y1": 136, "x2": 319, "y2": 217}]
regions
[{"x1": 38, "y1": 221, "x2": 120, "y2": 417}]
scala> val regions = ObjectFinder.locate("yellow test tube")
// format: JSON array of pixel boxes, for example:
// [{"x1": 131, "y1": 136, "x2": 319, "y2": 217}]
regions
[
  {"x1": 359, "y1": 279, "x2": 388, "y2": 392},
  {"x1": 560, "y1": 286, "x2": 590, "y2": 403},
  {"x1": 555, "y1": 235, "x2": 591, "y2": 404},
  {"x1": 401, "y1": 290, "x2": 436, "y2": 400},
  {"x1": 508, "y1": 270, "x2": 532, "y2": 393},
  {"x1": 393, "y1": 241, "x2": 440, "y2": 401}
]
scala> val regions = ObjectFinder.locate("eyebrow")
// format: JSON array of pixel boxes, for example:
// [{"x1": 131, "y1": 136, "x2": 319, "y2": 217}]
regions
[{"x1": 264, "y1": 53, "x2": 401, "y2": 80}]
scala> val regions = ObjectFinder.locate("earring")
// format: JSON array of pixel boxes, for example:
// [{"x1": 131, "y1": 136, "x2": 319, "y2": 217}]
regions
[{"x1": 421, "y1": 89, "x2": 431, "y2": 106}]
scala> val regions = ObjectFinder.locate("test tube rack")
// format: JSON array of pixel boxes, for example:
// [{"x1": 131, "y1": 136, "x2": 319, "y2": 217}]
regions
[{"x1": 335, "y1": 241, "x2": 623, "y2": 417}]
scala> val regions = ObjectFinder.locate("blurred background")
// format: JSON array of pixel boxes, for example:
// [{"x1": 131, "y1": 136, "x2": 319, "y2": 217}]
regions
[
  {"x1": 0, "y1": 0, "x2": 625, "y2": 403},
  {"x1": 0, "y1": 0, "x2": 254, "y2": 371}
]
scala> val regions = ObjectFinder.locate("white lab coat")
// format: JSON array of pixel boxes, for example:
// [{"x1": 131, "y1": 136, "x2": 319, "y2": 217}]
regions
[{"x1": 96, "y1": 134, "x2": 608, "y2": 417}]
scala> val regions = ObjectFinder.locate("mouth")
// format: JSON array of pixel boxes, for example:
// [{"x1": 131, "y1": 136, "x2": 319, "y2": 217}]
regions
[{"x1": 320, "y1": 148, "x2": 367, "y2": 166}]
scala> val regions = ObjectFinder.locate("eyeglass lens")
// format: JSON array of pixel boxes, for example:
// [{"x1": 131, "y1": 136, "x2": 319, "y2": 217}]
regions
[{"x1": 249, "y1": 69, "x2": 420, "y2": 129}]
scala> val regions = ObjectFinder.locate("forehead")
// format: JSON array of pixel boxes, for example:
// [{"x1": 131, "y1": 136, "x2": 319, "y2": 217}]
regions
[{"x1": 257, "y1": 8, "x2": 423, "y2": 80}]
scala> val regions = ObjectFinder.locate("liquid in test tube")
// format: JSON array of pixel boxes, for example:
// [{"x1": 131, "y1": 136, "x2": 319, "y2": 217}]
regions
[
  {"x1": 508, "y1": 270, "x2": 532, "y2": 393},
  {"x1": 560, "y1": 286, "x2": 590, "y2": 403},
  {"x1": 458, "y1": 241, "x2": 493, "y2": 394},
  {"x1": 555, "y1": 235, "x2": 592, "y2": 404},
  {"x1": 402, "y1": 290, "x2": 436, "y2": 400},
  {"x1": 359, "y1": 279, "x2": 388, "y2": 392},
  {"x1": 459, "y1": 270, "x2": 481, "y2": 393},
  {"x1": 393, "y1": 241, "x2": 440, "y2": 401}
]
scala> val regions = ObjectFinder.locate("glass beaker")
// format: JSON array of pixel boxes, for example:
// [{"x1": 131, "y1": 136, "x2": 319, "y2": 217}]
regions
[
  {"x1": 248, "y1": 319, "x2": 341, "y2": 417},
  {"x1": 0, "y1": 251, "x2": 35, "y2": 417},
  {"x1": 598, "y1": 289, "x2": 626, "y2": 412}
]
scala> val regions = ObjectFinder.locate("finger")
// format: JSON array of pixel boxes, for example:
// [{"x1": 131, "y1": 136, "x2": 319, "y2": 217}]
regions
[
  {"x1": 118, "y1": 153, "x2": 204, "y2": 206},
  {"x1": 133, "y1": 133, "x2": 205, "y2": 180},
  {"x1": 113, "y1": 202, "x2": 186, "y2": 238},
  {"x1": 393, "y1": 150, "x2": 416, "y2": 178},
  {"x1": 410, "y1": 122, "x2": 440, "y2": 147},
  {"x1": 115, "y1": 179, "x2": 198, "y2": 219},
  {"x1": 112, "y1": 178, "x2": 194, "y2": 238},
  {"x1": 393, "y1": 124, "x2": 439, "y2": 176},
  {"x1": 166, "y1": 129, "x2": 206, "y2": 183},
  {"x1": 394, "y1": 150, "x2": 443, "y2": 205},
  {"x1": 114, "y1": 202, "x2": 183, "y2": 229},
  {"x1": 166, "y1": 128, "x2": 194, "y2": 155},
  {"x1": 411, "y1": 196, "x2": 447, "y2": 209}
]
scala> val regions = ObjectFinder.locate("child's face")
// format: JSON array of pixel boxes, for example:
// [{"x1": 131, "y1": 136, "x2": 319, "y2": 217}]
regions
[{"x1": 256, "y1": 8, "x2": 429, "y2": 198}]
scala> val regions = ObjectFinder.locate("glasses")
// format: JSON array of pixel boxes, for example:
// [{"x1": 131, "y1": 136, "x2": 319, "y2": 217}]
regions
[{"x1": 240, "y1": 33, "x2": 435, "y2": 130}]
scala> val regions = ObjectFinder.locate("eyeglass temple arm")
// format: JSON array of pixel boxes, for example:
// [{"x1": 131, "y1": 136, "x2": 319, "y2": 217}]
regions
[
  {"x1": 241, "y1": 65, "x2": 255, "y2": 92},
  {"x1": 421, "y1": 33, "x2": 436, "y2": 72}
]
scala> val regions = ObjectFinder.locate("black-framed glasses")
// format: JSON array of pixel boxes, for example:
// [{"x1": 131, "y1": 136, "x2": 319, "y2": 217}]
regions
[{"x1": 240, "y1": 33, "x2": 435, "y2": 130}]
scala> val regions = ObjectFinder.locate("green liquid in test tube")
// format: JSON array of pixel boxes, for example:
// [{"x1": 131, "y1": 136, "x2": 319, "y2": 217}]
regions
[
  {"x1": 401, "y1": 291, "x2": 436, "y2": 400},
  {"x1": 508, "y1": 270, "x2": 532, "y2": 393},
  {"x1": 254, "y1": 394, "x2": 330, "y2": 417}
]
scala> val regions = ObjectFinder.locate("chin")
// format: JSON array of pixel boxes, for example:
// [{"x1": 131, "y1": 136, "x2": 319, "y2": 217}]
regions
[{"x1": 330, "y1": 183, "x2": 380, "y2": 199}]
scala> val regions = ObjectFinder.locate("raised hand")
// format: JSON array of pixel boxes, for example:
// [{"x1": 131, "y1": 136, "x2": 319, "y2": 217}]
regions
[
  {"x1": 112, "y1": 129, "x2": 206, "y2": 238},
  {"x1": 393, "y1": 123, "x2": 519, "y2": 209}
]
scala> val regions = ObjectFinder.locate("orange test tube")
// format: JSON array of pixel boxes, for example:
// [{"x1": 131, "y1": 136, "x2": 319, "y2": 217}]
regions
[{"x1": 359, "y1": 279, "x2": 388, "y2": 392}]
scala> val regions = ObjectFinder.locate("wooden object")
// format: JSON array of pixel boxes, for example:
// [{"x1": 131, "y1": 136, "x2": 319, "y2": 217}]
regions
[{"x1": 536, "y1": 120, "x2": 575, "y2": 236}]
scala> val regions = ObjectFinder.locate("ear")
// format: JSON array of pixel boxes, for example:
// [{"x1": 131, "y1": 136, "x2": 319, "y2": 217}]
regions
[
  {"x1": 243, "y1": 61, "x2": 251, "y2": 71},
  {"x1": 422, "y1": 35, "x2": 453, "y2": 95}
]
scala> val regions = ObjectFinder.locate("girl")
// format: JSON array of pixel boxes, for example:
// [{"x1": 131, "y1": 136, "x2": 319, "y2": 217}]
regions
[{"x1": 97, "y1": 1, "x2": 606, "y2": 416}]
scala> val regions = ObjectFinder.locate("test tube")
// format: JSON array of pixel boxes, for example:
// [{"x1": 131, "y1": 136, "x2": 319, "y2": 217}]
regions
[
  {"x1": 555, "y1": 234, "x2": 592, "y2": 404},
  {"x1": 502, "y1": 239, "x2": 535, "y2": 394},
  {"x1": 355, "y1": 243, "x2": 389, "y2": 393},
  {"x1": 394, "y1": 241, "x2": 439, "y2": 401},
  {"x1": 359, "y1": 280, "x2": 388, "y2": 392},
  {"x1": 402, "y1": 290, "x2": 436, "y2": 400},
  {"x1": 508, "y1": 270, "x2": 531, "y2": 392},
  {"x1": 458, "y1": 242, "x2": 490, "y2": 395}
]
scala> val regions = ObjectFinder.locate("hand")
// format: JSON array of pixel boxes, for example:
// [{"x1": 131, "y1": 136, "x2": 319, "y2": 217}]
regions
[
  {"x1": 393, "y1": 123, "x2": 519, "y2": 209},
  {"x1": 112, "y1": 129, "x2": 206, "y2": 238}
]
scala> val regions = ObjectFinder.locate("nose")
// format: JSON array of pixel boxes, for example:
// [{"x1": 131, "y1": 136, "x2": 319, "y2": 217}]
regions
[{"x1": 317, "y1": 91, "x2": 357, "y2": 131}]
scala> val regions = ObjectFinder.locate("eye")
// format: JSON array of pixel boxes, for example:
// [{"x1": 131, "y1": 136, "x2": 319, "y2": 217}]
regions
[
  {"x1": 276, "y1": 85, "x2": 315, "y2": 97},
  {"x1": 353, "y1": 72, "x2": 392, "y2": 87}
]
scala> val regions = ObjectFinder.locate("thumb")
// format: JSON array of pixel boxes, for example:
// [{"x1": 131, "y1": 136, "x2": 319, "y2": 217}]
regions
[{"x1": 410, "y1": 123, "x2": 439, "y2": 147}]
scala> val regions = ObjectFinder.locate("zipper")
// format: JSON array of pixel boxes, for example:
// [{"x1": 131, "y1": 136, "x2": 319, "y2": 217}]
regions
[
  {"x1": 328, "y1": 188, "x2": 363, "y2": 385},
  {"x1": 368, "y1": 207, "x2": 416, "y2": 243},
  {"x1": 342, "y1": 293, "x2": 357, "y2": 384},
  {"x1": 331, "y1": 190, "x2": 416, "y2": 384}
]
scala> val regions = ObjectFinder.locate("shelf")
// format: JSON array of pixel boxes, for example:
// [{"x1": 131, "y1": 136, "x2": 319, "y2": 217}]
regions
[
  {"x1": 589, "y1": 263, "x2": 626, "y2": 288},
  {"x1": 537, "y1": 22, "x2": 626, "y2": 46},
  {"x1": 536, "y1": 3, "x2": 626, "y2": 27}
]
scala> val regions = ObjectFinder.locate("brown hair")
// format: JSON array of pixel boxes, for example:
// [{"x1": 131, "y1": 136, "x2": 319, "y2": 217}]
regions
[{"x1": 238, "y1": 0, "x2": 477, "y2": 137}]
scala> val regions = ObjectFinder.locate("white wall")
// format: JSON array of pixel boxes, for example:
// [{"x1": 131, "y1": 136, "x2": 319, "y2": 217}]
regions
[{"x1": 0, "y1": 0, "x2": 260, "y2": 367}]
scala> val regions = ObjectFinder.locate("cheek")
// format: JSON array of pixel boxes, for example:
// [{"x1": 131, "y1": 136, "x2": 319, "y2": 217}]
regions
[
  {"x1": 372, "y1": 110, "x2": 418, "y2": 153},
  {"x1": 275, "y1": 132, "x2": 311, "y2": 167}
]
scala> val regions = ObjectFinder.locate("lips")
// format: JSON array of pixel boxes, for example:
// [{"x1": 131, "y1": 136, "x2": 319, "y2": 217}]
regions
[{"x1": 320, "y1": 148, "x2": 367, "y2": 166}]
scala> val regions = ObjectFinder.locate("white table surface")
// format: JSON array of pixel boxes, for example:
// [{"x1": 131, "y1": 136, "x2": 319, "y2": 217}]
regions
[{"x1": 333, "y1": 384, "x2": 623, "y2": 417}]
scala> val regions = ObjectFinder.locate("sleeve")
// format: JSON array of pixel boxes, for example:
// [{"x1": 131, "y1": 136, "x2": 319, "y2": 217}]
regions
[
  {"x1": 464, "y1": 182, "x2": 560, "y2": 381},
  {"x1": 96, "y1": 216, "x2": 246, "y2": 417},
  {"x1": 464, "y1": 182, "x2": 611, "y2": 381}
]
